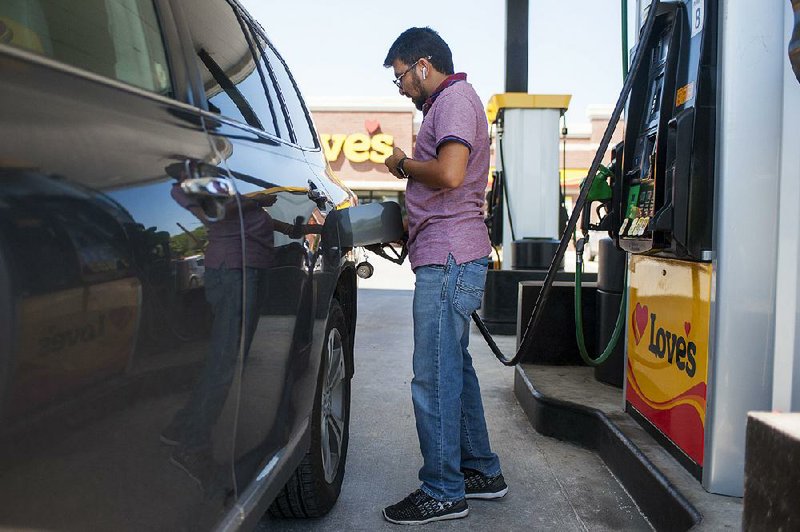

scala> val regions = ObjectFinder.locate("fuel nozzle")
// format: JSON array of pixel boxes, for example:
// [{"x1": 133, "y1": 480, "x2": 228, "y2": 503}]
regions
[
  {"x1": 580, "y1": 164, "x2": 615, "y2": 234},
  {"x1": 575, "y1": 232, "x2": 587, "y2": 266},
  {"x1": 585, "y1": 165, "x2": 614, "y2": 201}
]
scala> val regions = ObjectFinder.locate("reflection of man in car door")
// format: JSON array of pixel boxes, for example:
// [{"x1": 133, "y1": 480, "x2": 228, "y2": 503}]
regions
[
  {"x1": 164, "y1": 173, "x2": 315, "y2": 487},
  {"x1": 163, "y1": 178, "x2": 276, "y2": 487}
]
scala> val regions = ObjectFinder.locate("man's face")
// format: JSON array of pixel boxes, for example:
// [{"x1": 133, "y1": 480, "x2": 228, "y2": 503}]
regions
[{"x1": 392, "y1": 59, "x2": 426, "y2": 111}]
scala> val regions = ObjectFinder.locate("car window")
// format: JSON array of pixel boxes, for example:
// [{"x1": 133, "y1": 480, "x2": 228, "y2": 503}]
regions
[
  {"x1": 179, "y1": 0, "x2": 281, "y2": 137},
  {"x1": 256, "y1": 33, "x2": 318, "y2": 148},
  {"x1": 0, "y1": 0, "x2": 172, "y2": 95},
  {"x1": 233, "y1": 10, "x2": 291, "y2": 140}
]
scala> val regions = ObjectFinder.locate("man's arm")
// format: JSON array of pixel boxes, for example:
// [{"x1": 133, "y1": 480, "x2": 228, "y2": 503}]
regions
[{"x1": 385, "y1": 143, "x2": 469, "y2": 189}]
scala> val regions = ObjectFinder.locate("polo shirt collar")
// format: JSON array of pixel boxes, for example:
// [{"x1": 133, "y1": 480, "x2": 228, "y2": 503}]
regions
[{"x1": 422, "y1": 72, "x2": 467, "y2": 116}]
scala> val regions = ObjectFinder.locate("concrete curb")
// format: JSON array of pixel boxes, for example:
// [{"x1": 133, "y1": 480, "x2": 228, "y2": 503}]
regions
[{"x1": 513, "y1": 365, "x2": 701, "y2": 532}]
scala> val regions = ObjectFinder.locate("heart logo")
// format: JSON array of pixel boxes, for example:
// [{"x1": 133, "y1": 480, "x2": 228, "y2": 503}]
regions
[
  {"x1": 364, "y1": 119, "x2": 381, "y2": 135},
  {"x1": 632, "y1": 303, "x2": 649, "y2": 345},
  {"x1": 684, "y1": 321, "x2": 691, "y2": 336}
]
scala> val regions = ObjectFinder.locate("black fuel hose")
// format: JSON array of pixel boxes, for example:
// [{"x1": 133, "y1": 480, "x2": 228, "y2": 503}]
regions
[
  {"x1": 472, "y1": 0, "x2": 660, "y2": 366},
  {"x1": 497, "y1": 127, "x2": 517, "y2": 242}
]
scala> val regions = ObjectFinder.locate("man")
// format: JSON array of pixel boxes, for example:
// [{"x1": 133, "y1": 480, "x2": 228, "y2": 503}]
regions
[{"x1": 381, "y1": 27, "x2": 507, "y2": 525}]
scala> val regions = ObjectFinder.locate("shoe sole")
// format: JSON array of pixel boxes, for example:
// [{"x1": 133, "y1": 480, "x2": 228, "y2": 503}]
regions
[
  {"x1": 465, "y1": 487, "x2": 508, "y2": 500},
  {"x1": 383, "y1": 507, "x2": 469, "y2": 525}
]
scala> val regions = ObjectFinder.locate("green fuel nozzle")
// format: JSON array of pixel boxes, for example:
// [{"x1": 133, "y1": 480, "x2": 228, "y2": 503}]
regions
[{"x1": 583, "y1": 164, "x2": 614, "y2": 203}]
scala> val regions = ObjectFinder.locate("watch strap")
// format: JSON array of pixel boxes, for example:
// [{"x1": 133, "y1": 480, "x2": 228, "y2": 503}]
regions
[{"x1": 397, "y1": 156, "x2": 409, "y2": 179}]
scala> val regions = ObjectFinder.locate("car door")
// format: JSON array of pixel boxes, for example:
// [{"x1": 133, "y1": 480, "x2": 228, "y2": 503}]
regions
[
  {"x1": 172, "y1": 0, "x2": 336, "y2": 507},
  {"x1": 0, "y1": 1, "x2": 242, "y2": 530}
]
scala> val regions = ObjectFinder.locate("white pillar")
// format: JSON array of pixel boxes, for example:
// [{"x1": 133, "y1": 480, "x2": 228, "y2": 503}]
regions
[
  {"x1": 705, "y1": 0, "x2": 785, "y2": 496},
  {"x1": 772, "y1": 2, "x2": 800, "y2": 413}
]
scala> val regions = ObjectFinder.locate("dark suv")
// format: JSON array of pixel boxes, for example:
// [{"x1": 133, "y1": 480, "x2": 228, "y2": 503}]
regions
[{"x1": 0, "y1": 1, "x2": 399, "y2": 529}]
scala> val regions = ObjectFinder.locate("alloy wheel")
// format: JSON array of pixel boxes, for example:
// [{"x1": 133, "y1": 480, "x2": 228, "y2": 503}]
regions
[{"x1": 320, "y1": 327, "x2": 346, "y2": 483}]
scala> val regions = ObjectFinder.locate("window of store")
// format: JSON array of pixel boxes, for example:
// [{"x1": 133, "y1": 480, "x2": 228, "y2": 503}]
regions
[{"x1": 0, "y1": 0, "x2": 172, "y2": 95}]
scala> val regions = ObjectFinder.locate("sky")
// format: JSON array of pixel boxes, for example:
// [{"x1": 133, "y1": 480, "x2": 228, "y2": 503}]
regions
[{"x1": 240, "y1": 0, "x2": 631, "y2": 127}]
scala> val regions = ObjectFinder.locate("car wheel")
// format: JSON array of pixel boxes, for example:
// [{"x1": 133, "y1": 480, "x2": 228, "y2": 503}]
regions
[{"x1": 267, "y1": 298, "x2": 351, "y2": 518}]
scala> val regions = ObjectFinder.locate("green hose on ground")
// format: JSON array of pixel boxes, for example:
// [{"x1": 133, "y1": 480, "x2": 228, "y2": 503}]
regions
[{"x1": 574, "y1": 236, "x2": 627, "y2": 367}]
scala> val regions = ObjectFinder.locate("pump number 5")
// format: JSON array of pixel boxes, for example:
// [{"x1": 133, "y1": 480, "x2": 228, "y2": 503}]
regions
[{"x1": 691, "y1": 0, "x2": 704, "y2": 38}]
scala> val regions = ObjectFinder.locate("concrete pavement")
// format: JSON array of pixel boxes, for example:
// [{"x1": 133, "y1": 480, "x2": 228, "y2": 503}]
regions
[{"x1": 264, "y1": 263, "x2": 650, "y2": 531}]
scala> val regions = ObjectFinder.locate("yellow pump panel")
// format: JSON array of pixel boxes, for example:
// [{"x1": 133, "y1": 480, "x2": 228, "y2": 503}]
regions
[
  {"x1": 626, "y1": 255, "x2": 711, "y2": 467},
  {"x1": 485, "y1": 93, "x2": 572, "y2": 124}
]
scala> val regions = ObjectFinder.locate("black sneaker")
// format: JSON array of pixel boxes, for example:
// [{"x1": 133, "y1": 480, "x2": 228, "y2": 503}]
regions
[
  {"x1": 463, "y1": 468, "x2": 508, "y2": 499},
  {"x1": 383, "y1": 489, "x2": 469, "y2": 525}
]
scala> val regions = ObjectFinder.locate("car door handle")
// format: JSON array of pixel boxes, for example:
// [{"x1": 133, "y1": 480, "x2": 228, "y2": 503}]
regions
[
  {"x1": 176, "y1": 161, "x2": 235, "y2": 222},
  {"x1": 180, "y1": 176, "x2": 235, "y2": 199}
]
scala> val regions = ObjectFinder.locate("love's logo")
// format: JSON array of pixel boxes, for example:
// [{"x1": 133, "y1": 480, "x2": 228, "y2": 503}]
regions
[
  {"x1": 647, "y1": 312, "x2": 697, "y2": 378},
  {"x1": 632, "y1": 302, "x2": 649, "y2": 345}
]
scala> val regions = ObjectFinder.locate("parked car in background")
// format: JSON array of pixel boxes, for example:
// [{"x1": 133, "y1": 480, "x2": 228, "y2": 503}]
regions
[
  {"x1": 176, "y1": 254, "x2": 206, "y2": 291},
  {"x1": 0, "y1": 0, "x2": 398, "y2": 529}
]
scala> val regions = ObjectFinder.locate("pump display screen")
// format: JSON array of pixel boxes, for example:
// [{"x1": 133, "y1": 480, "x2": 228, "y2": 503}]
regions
[
  {"x1": 647, "y1": 75, "x2": 664, "y2": 123},
  {"x1": 619, "y1": 25, "x2": 674, "y2": 244}
]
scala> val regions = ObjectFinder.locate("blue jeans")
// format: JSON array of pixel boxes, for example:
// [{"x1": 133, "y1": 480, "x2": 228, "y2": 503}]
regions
[
  {"x1": 412, "y1": 254, "x2": 501, "y2": 502},
  {"x1": 173, "y1": 267, "x2": 264, "y2": 450}
]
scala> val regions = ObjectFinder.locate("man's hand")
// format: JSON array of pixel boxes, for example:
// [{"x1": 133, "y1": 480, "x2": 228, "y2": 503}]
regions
[
  {"x1": 383, "y1": 142, "x2": 469, "y2": 189},
  {"x1": 385, "y1": 146, "x2": 407, "y2": 179},
  {"x1": 253, "y1": 193, "x2": 278, "y2": 208}
]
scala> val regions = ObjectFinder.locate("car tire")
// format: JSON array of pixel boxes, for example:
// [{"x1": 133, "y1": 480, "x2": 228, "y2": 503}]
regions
[{"x1": 267, "y1": 298, "x2": 352, "y2": 518}]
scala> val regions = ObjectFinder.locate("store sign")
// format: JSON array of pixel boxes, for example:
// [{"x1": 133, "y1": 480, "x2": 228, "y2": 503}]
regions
[
  {"x1": 626, "y1": 255, "x2": 711, "y2": 467},
  {"x1": 14, "y1": 278, "x2": 140, "y2": 416},
  {"x1": 320, "y1": 133, "x2": 394, "y2": 164}
]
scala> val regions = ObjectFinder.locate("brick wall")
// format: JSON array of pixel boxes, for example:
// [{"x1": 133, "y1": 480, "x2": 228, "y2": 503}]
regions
[
  {"x1": 311, "y1": 108, "x2": 413, "y2": 190},
  {"x1": 311, "y1": 103, "x2": 622, "y2": 199}
]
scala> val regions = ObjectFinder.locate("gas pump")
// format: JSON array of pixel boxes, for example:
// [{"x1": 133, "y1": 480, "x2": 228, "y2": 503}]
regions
[
  {"x1": 554, "y1": 0, "x2": 712, "y2": 485},
  {"x1": 579, "y1": 0, "x2": 717, "y2": 482},
  {"x1": 580, "y1": 0, "x2": 790, "y2": 496},
  {"x1": 485, "y1": 94, "x2": 571, "y2": 270},
  {"x1": 480, "y1": 94, "x2": 574, "y2": 336},
  {"x1": 476, "y1": 0, "x2": 790, "y2": 497}
]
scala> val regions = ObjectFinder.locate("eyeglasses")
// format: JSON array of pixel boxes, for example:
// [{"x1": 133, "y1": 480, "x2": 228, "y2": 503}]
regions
[{"x1": 392, "y1": 56, "x2": 432, "y2": 88}]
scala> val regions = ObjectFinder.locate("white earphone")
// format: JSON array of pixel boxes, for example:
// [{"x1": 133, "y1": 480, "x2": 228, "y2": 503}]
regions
[{"x1": 422, "y1": 66, "x2": 428, "y2": 80}]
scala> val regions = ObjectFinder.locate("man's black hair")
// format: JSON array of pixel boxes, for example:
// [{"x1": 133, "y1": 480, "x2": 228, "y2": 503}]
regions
[{"x1": 383, "y1": 27, "x2": 455, "y2": 75}]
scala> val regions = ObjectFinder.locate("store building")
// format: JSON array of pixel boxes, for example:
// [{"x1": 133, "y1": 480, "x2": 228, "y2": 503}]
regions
[
  {"x1": 309, "y1": 99, "x2": 415, "y2": 209},
  {"x1": 560, "y1": 105, "x2": 626, "y2": 209},
  {"x1": 309, "y1": 99, "x2": 623, "y2": 212}
]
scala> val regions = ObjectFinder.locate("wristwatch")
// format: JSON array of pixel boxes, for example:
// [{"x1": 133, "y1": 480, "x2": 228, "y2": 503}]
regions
[{"x1": 396, "y1": 156, "x2": 410, "y2": 179}]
